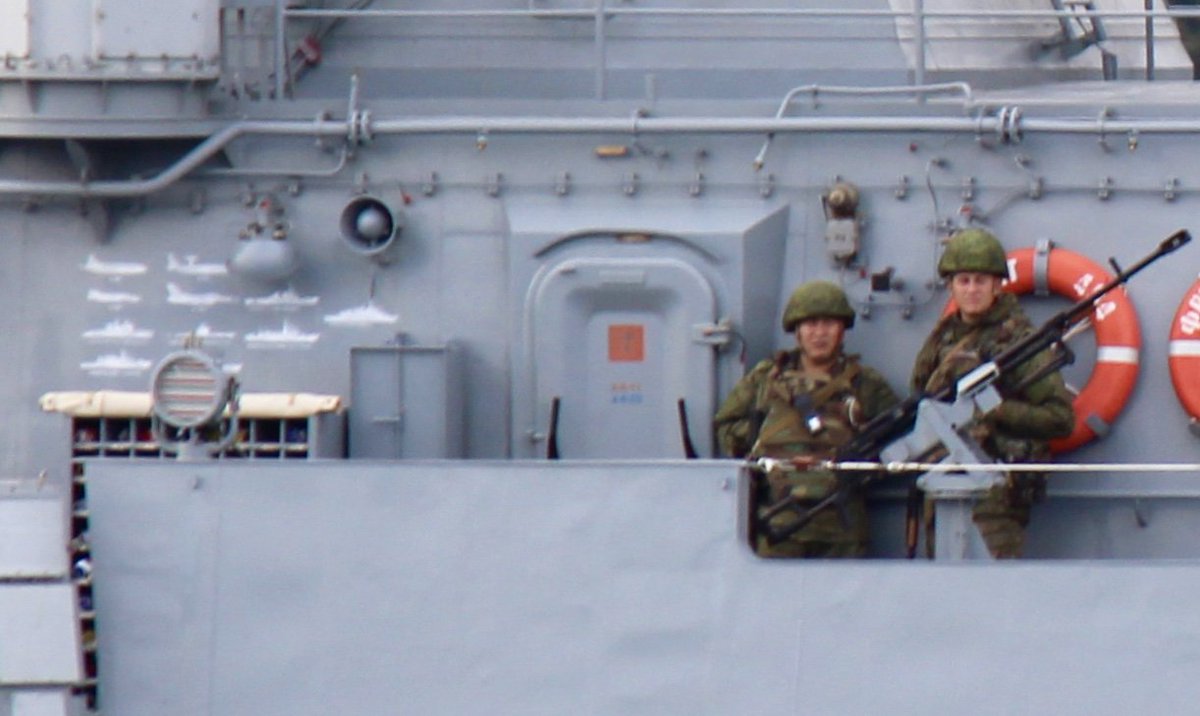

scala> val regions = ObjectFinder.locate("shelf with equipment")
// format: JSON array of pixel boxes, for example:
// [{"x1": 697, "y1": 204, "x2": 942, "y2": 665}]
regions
[
  {"x1": 68, "y1": 460, "x2": 97, "y2": 708},
  {"x1": 41, "y1": 390, "x2": 345, "y2": 460}
]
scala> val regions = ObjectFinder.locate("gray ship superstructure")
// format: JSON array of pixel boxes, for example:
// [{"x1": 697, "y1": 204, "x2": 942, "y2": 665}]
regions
[{"x1": 3, "y1": 1, "x2": 1200, "y2": 714}]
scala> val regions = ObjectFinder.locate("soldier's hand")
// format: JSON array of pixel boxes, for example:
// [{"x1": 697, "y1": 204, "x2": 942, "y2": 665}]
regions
[{"x1": 789, "y1": 455, "x2": 819, "y2": 470}]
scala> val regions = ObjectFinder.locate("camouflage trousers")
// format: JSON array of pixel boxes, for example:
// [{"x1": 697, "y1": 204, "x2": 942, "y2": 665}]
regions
[
  {"x1": 755, "y1": 495, "x2": 869, "y2": 559},
  {"x1": 924, "y1": 481, "x2": 1035, "y2": 559}
]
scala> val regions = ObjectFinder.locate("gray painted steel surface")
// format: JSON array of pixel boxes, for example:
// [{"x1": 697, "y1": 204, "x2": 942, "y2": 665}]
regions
[
  {"x1": 85, "y1": 460, "x2": 1200, "y2": 715},
  {"x1": 0, "y1": 489, "x2": 81, "y2": 716},
  {"x1": 349, "y1": 345, "x2": 465, "y2": 458},
  {"x1": 0, "y1": 586, "x2": 82, "y2": 687},
  {"x1": 0, "y1": 494, "x2": 67, "y2": 579},
  {"x1": 5, "y1": 2, "x2": 1200, "y2": 713}
]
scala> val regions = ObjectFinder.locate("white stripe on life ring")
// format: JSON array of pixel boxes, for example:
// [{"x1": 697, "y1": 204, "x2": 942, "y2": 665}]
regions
[
  {"x1": 1168, "y1": 339, "x2": 1200, "y2": 358},
  {"x1": 1096, "y1": 346, "x2": 1139, "y2": 364}
]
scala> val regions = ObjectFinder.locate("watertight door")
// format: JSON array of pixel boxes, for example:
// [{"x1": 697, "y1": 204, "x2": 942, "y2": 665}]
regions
[{"x1": 526, "y1": 257, "x2": 718, "y2": 458}]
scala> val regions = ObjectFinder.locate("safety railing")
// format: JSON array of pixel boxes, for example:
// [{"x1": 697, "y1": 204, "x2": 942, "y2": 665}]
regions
[{"x1": 273, "y1": 1, "x2": 1200, "y2": 99}]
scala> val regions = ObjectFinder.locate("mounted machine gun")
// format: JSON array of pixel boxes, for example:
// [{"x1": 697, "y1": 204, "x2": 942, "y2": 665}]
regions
[{"x1": 757, "y1": 228, "x2": 1192, "y2": 557}]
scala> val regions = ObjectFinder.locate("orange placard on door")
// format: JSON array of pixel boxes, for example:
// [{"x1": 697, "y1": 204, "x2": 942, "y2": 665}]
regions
[{"x1": 608, "y1": 324, "x2": 645, "y2": 362}]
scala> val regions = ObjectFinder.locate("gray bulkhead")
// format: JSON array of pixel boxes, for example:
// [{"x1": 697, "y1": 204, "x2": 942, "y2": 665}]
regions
[
  {"x1": 2, "y1": 0, "x2": 1200, "y2": 713},
  {"x1": 82, "y1": 460, "x2": 1200, "y2": 715},
  {"x1": 0, "y1": 1, "x2": 1195, "y2": 470}
]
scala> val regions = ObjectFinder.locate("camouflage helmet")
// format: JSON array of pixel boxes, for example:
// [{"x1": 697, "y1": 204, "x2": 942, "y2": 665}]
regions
[
  {"x1": 938, "y1": 228, "x2": 1009, "y2": 278},
  {"x1": 782, "y1": 280, "x2": 856, "y2": 332}
]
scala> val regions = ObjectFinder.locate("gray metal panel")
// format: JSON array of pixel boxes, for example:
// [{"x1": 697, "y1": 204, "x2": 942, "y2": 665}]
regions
[
  {"x1": 349, "y1": 347, "x2": 401, "y2": 458},
  {"x1": 349, "y1": 345, "x2": 464, "y2": 458},
  {"x1": 0, "y1": 495, "x2": 67, "y2": 580},
  {"x1": 0, "y1": 691, "x2": 73, "y2": 716},
  {"x1": 85, "y1": 461, "x2": 1200, "y2": 715},
  {"x1": 307, "y1": 412, "x2": 345, "y2": 459},
  {"x1": 0, "y1": 585, "x2": 81, "y2": 686},
  {"x1": 92, "y1": 0, "x2": 220, "y2": 62},
  {"x1": 0, "y1": 1, "x2": 29, "y2": 57}
]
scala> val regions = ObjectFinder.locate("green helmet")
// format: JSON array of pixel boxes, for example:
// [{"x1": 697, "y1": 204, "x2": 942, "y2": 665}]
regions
[
  {"x1": 782, "y1": 280, "x2": 856, "y2": 332},
  {"x1": 938, "y1": 228, "x2": 1008, "y2": 278}
]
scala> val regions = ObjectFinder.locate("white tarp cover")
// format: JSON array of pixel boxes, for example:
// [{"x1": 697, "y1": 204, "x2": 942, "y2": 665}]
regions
[{"x1": 39, "y1": 391, "x2": 343, "y2": 419}]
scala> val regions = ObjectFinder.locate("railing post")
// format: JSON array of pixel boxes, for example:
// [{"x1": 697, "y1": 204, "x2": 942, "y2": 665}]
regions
[
  {"x1": 275, "y1": 0, "x2": 288, "y2": 99},
  {"x1": 914, "y1": 0, "x2": 926, "y2": 87},
  {"x1": 1146, "y1": 0, "x2": 1156, "y2": 80},
  {"x1": 595, "y1": 0, "x2": 608, "y2": 100}
]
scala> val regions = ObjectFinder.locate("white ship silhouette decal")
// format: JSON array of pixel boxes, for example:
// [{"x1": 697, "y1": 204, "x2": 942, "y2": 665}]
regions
[
  {"x1": 167, "y1": 282, "x2": 236, "y2": 308},
  {"x1": 81, "y1": 320, "x2": 154, "y2": 344},
  {"x1": 82, "y1": 254, "x2": 148, "y2": 278},
  {"x1": 172, "y1": 322, "x2": 237, "y2": 346},
  {"x1": 167, "y1": 253, "x2": 229, "y2": 279},
  {"x1": 245, "y1": 320, "x2": 320, "y2": 349},
  {"x1": 80, "y1": 351, "x2": 153, "y2": 376},
  {"x1": 323, "y1": 301, "x2": 400, "y2": 327},
  {"x1": 244, "y1": 287, "x2": 320, "y2": 311},
  {"x1": 87, "y1": 288, "x2": 142, "y2": 307}
]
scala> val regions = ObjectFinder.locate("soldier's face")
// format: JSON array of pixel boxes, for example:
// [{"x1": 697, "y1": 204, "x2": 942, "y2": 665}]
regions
[
  {"x1": 950, "y1": 271, "x2": 1004, "y2": 322},
  {"x1": 795, "y1": 317, "x2": 845, "y2": 365}
]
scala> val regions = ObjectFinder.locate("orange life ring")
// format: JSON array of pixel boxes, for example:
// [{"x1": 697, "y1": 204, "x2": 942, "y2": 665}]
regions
[
  {"x1": 1168, "y1": 274, "x2": 1200, "y2": 421},
  {"x1": 943, "y1": 244, "x2": 1141, "y2": 453}
]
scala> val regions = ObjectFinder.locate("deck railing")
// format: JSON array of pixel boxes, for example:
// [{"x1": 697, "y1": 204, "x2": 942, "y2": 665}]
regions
[{"x1": 272, "y1": 1, "x2": 1200, "y2": 99}]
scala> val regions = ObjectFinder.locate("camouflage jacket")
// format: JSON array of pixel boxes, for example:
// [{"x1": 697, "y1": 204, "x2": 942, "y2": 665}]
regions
[
  {"x1": 714, "y1": 350, "x2": 899, "y2": 461},
  {"x1": 910, "y1": 292, "x2": 1075, "y2": 462}
]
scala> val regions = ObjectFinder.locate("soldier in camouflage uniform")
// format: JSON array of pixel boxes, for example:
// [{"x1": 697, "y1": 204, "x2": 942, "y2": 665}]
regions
[
  {"x1": 911, "y1": 228, "x2": 1075, "y2": 559},
  {"x1": 714, "y1": 281, "x2": 898, "y2": 558}
]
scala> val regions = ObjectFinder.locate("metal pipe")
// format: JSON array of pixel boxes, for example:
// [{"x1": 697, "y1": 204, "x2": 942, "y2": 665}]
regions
[
  {"x1": 201, "y1": 145, "x2": 350, "y2": 179},
  {"x1": 0, "y1": 120, "x2": 347, "y2": 197},
  {"x1": 368, "y1": 113, "x2": 1200, "y2": 136},
  {"x1": 367, "y1": 115, "x2": 995, "y2": 134},
  {"x1": 1020, "y1": 117, "x2": 1200, "y2": 133},
  {"x1": 23, "y1": 108, "x2": 1200, "y2": 197},
  {"x1": 771, "y1": 83, "x2": 975, "y2": 117},
  {"x1": 755, "y1": 82, "x2": 972, "y2": 170}
]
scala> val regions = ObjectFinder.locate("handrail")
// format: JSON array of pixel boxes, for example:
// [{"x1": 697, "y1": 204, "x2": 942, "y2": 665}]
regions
[
  {"x1": 284, "y1": 7, "x2": 1200, "y2": 20},
  {"x1": 755, "y1": 82, "x2": 975, "y2": 168},
  {"x1": 771, "y1": 83, "x2": 976, "y2": 114},
  {"x1": 815, "y1": 460, "x2": 1200, "y2": 474},
  {"x1": 275, "y1": 4, "x2": 1200, "y2": 100}
]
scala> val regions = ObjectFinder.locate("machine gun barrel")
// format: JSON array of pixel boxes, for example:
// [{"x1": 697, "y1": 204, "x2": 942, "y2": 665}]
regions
[
  {"x1": 987, "y1": 228, "x2": 1191, "y2": 377},
  {"x1": 757, "y1": 228, "x2": 1192, "y2": 546}
]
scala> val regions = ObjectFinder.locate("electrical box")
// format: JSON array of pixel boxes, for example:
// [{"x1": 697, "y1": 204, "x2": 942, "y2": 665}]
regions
[{"x1": 825, "y1": 218, "x2": 860, "y2": 262}]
